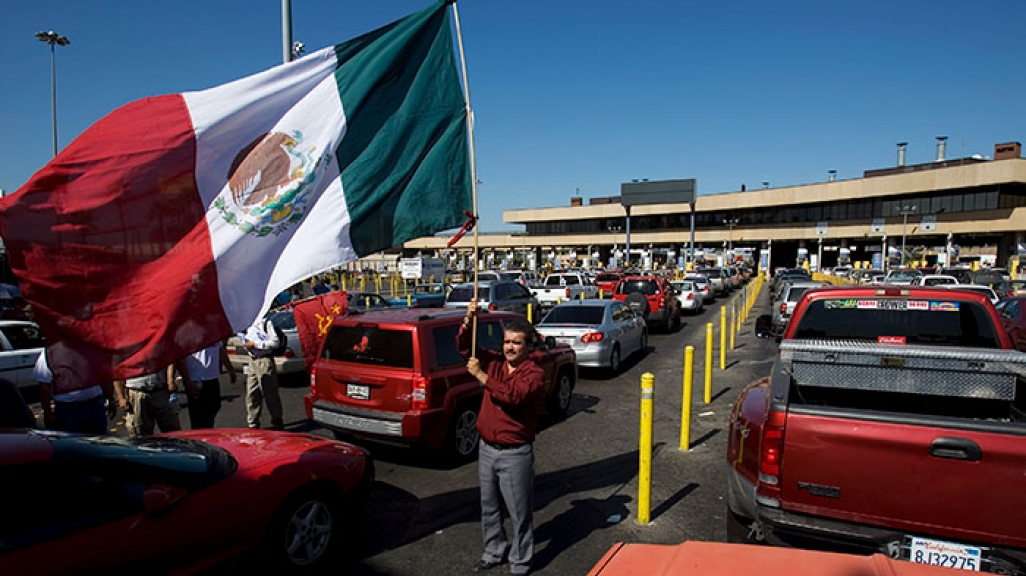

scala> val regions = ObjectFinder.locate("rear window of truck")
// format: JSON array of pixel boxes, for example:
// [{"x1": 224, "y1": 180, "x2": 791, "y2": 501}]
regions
[
  {"x1": 321, "y1": 325, "x2": 414, "y2": 368},
  {"x1": 791, "y1": 297, "x2": 1001, "y2": 348}
]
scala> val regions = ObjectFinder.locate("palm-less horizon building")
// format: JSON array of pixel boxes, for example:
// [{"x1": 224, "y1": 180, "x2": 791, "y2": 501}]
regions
[{"x1": 397, "y1": 138, "x2": 1026, "y2": 274}]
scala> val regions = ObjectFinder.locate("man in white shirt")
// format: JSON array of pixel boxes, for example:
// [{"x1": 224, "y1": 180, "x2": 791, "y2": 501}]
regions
[
  {"x1": 241, "y1": 317, "x2": 285, "y2": 430},
  {"x1": 171, "y1": 341, "x2": 236, "y2": 429},
  {"x1": 35, "y1": 350, "x2": 114, "y2": 435}
]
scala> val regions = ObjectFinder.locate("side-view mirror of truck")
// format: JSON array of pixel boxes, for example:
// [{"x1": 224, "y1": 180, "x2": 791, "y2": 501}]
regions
[{"x1": 755, "y1": 314, "x2": 773, "y2": 339}]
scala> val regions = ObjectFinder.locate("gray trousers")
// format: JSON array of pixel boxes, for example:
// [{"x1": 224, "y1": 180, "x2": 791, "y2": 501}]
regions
[
  {"x1": 245, "y1": 356, "x2": 283, "y2": 429},
  {"x1": 478, "y1": 440, "x2": 535, "y2": 575}
]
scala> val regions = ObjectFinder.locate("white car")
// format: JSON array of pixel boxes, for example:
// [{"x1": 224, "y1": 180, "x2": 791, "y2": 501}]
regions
[
  {"x1": 0, "y1": 320, "x2": 46, "y2": 389},
  {"x1": 670, "y1": 280, "x2": 704, "y2": 314},
  {"x1": 941, "y1": 284, "x2": 1000, "y2": 305},
  {"x1": 684, "y1": 274, "x2": 715, "y2": 303},
  {"x1": 911, "y1": 274, "x2": 959, "y2": 287}
]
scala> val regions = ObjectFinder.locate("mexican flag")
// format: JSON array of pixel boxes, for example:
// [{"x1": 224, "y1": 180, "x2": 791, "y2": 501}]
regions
[{"x1": 0, "y1": 1, "x2": 471, "y2": 392}]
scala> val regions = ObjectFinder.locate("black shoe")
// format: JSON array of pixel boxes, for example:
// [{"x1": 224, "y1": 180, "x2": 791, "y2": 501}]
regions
[{"x1": 473, "y1": 559, "x2": 502, "y2": 572}]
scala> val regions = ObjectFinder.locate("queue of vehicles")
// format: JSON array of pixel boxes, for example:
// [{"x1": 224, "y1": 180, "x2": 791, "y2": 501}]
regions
[{"x1": 10, "y1": 262, "x2": 1026, "y2": 575}]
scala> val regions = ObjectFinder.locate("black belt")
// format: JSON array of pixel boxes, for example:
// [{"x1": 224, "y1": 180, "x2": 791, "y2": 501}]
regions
[{"x1": 483, "y1": 439, "x2": 527, "y2": 450}]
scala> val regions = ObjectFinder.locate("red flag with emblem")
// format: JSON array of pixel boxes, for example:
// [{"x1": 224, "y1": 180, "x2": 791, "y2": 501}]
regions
[{"x1": 292, "y1": 291, "x2": 349, "y2": 370}]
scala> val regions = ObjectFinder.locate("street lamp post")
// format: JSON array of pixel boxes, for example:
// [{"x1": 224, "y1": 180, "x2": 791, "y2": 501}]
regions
[
  {"x1": 723, "y1": 218, "x2": 739, "y2": 261},
  {"x1": 35, "y1": 30, "x2": 69, "y2": 158},
  {"x1": 897, "y1": 205, "x2": 917, "y2": 268}
]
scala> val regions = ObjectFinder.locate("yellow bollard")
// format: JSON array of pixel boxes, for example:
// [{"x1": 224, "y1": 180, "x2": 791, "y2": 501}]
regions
[
  {"x1": 638, "y1": 372, "x2": 654, "y2": 525},
  {"x1": 705, "y1": 323, "x2": 713, "y2": 403},
  {"x1": 720, "y1": 306, "x2": 727, "y2": 371},
  {"x1": 680, "y1": 345, "x2": 694, "y2": 451},
  {"x1": 528, "y1": 303, "x2": 533, "y2": 323},
  {"x1": 365, "y1": 296, "x2": 371, "y2": 309},
  {"x1": 730, "y1": 301, "x2": 736, "y2": 350},
  {"x1": 407, "y1": 294, "x2": 412, "y2": 307},
  {"x1": 599, "y1": 289, "x2": 604, "y2": 299},
  {"x1": 342, "y1": 275, "x2": 347, "y2": 291}
]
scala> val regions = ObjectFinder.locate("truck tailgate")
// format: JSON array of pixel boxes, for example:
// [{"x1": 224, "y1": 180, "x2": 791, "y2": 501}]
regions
[{"x1": 781, "y1": 411, "x2": 1026, "y2": 548}]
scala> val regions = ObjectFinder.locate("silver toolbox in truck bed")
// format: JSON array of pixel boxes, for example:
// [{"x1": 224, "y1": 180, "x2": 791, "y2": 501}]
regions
[{"x1": 780, "y1": 339, "x2": 1026, "y2": 400}]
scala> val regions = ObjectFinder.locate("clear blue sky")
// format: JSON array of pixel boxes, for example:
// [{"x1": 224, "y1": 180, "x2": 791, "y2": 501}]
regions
[{"x1": 3, "y1": 0, "x2": 1024, "y2": 232}]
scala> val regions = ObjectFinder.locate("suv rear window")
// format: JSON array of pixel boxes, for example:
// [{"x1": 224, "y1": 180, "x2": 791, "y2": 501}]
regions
[
  {"x1": 321, "y1": 325, "x2": 414, "y2": 368},
  {"x1": 447, "y1": 286, "x2": 482, "y2": 303},
  {"x1": 595, "y1": 273, "x2": 620, "y2": 283},
  {"x1": 791, "y1": 298, "x2": 1001, "y2": 348},
  {"x1": 616, "y1": 280, "x2": 659, "y2": 295}
]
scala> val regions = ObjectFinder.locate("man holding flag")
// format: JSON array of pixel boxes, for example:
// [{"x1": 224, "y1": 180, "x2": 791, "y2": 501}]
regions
[{"x1": 0, "y1": 1, "x2": 473, "y2": 395}]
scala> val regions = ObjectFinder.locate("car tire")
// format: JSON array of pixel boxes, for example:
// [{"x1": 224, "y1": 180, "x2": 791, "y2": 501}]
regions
[
  {"x1": 639, "y1": 330, "x2": 648, "y2": 353},
  {"x1": 726, "y1": 509, "x2": 758, "y2": 544},
  {"x1": 266, "y1": 486, "x2": 346, "y2": 572},
  {"x1": 546, "y1": 369, "x2": 574, "y2": 416},
  {"x1": 445, "y1": 402, "x2": 480, "y2": 463},
  {"x1": 624, "y1": 292, "x2": 649, "y2": 321},
  {"x1": 608, "y1": 345, "x2": 621, "y2": 375}
]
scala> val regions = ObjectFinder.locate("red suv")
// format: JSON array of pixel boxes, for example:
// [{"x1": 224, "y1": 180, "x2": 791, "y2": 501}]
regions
[
  {"x1": 304, "y1": 308, "x2": 578, "y2": 462},
  {"x1": 612, "y1": 275, "x2": 681, "y2": 333},
  {"x1": 593, "y1": 272, "x2": 624, "y2": 298}
]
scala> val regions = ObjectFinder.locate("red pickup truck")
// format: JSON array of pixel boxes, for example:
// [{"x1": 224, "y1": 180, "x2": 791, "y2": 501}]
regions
[{"x1": 728, "y1": 286, "x2": 1026, "y2": 575}]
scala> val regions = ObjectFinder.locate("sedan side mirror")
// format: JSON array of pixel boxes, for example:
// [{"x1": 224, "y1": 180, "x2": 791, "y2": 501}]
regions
[{"x1": 755, "y1": 314, "x2": 774, "y2": 339}]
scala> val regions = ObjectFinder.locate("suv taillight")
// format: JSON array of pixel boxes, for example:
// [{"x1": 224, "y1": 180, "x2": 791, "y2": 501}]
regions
[
  {"x1": 565, "y1": 288, "x2": 572, "y2": 298},
  {"x1": 581, "y1": 332, "x2": 604, "y2": 343},
  {"x1": 488, "y1": 303, "x2": 497, "y2": 311},
  {"x1": 412, "y1": 375, "x2": 429, "y2": 410},
  {"x1": 309, "y1": 364, "x2": 318, "y2": 396},
  {"x1": 779, "y1": 302, "x2": 787, "y2": 316},
  {"x1": 756, "y1": 409, "x2": 787, "y2": 508}
]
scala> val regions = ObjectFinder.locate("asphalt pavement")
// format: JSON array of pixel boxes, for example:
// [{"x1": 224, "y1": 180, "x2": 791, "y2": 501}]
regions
[{"x1": 23, "y1": 280, "x2": 780, "y2": 576}]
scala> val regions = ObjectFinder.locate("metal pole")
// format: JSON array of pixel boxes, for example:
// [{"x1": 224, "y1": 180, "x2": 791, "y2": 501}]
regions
[
  {"x1": 901, "y1": 212, "x2": 908, "y2": 267},
  {"x1": 282, "y1": 0, "x2": 293, "y2": 63},
  {"x1": 624, "y1": 206, "x2": 632, "y2": 268},
  {"x1": 49, "y1": 42, "x2": 57, "y2": 157},
  {"x1": 689, "y1": 201, "x2": 696, "y2": 268}
]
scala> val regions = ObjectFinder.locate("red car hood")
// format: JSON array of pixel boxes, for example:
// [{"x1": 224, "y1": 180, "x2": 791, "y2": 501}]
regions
[
  {"x1": 587, "y1": 542, "x2": 954, "y2": 576},
  {"x1": 165, "y1": 428, "x2": 367, "y2": 466}
]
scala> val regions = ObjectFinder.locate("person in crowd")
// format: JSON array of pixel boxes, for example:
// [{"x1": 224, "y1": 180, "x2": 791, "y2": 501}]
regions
[
  {"x1": 171, "y1": 340, "x2": 236, "y2": 429},
  {"x1": 114, "y1": 368, "x2": 180, "y2": 437},
  {"x1": 0, "y1": 377, "x2": 36, "y2": 428},
  {"x1": 240, "y1": 316, "x2": 285, "y2": 430},
  {"x1": 35, "y1": 350, "x2": 114, "y2": 435},
  {"x1": 457, "y1": 300, "x2": 546, "y2": 575}
]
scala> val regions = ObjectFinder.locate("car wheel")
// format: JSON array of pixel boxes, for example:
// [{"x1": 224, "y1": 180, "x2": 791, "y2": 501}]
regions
[
  {"x1": 546, "y1": 370, "x2": 574, "y2": 416},
  {"x1": 267, "y1": 487, "x2": 344, "y2": 572},
  {"x1": 446, "y1": 402, "x2": 480, "y2": 462},
  {"x1": 726, "y1": 509, "x2": 759, "y2": 544},
  {"x1": 639, "y1": 330, "x2": 648, "y2": 353},
  {"x1": 608, "y1": 345, "x2": 621, "y2": 375}
]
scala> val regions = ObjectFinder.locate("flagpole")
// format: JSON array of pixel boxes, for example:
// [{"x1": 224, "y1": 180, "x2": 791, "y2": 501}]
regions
[{"x1": 451, "y1": 0, "x2": 480, "y2": 354}]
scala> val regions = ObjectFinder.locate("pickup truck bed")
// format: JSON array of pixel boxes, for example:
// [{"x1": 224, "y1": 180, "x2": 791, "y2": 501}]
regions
[{"x1": 728, "y1": 286, "x2": 1026, "y2": 575}]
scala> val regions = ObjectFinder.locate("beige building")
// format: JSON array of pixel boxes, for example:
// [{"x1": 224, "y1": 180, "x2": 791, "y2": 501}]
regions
[{"x1": 402, "y1": 139, "x2": 1026, "y2": 273}]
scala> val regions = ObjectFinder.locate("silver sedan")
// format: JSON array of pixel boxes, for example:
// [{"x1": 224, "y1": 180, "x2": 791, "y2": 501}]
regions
[
  {"x1": 536, "y1": 299, "x2": 647, "y2": 374},
  {"x1": 670, "y1": 280, "x2": 704, "y2": 313}
]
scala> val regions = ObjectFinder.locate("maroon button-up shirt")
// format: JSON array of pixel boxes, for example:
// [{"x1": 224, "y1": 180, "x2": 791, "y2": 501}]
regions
[{"x1": 457, "y1": 322, "x2": 546, "y2": 445}]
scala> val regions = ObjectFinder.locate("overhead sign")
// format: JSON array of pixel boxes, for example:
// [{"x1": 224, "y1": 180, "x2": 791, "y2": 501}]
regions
[
  {"x1": 871, "y1": 218, "x2": 885, "y2": 234},
  {"x1": 620, "y1": 179, "x2": 696, "y2": 207},
  {"x1": 815, "y1": 221, "x2": 828, "y2": 236},
  {"x1": 921, "y1": 215, "x2": 937, "y2": 232}
]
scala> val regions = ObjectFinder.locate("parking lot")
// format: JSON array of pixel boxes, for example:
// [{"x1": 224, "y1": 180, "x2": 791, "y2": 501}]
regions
[{"x1": 25, "y1": 287, "x2": 778, "y2": 575}]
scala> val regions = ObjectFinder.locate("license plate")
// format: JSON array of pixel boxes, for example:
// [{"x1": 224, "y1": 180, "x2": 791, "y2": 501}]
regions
[
  {"x1": 909, "y1": 536, "x2": 981, "y2": 571},
  {"x1": 346, "y1": 383, "x2": 370, "y2": 400}
]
